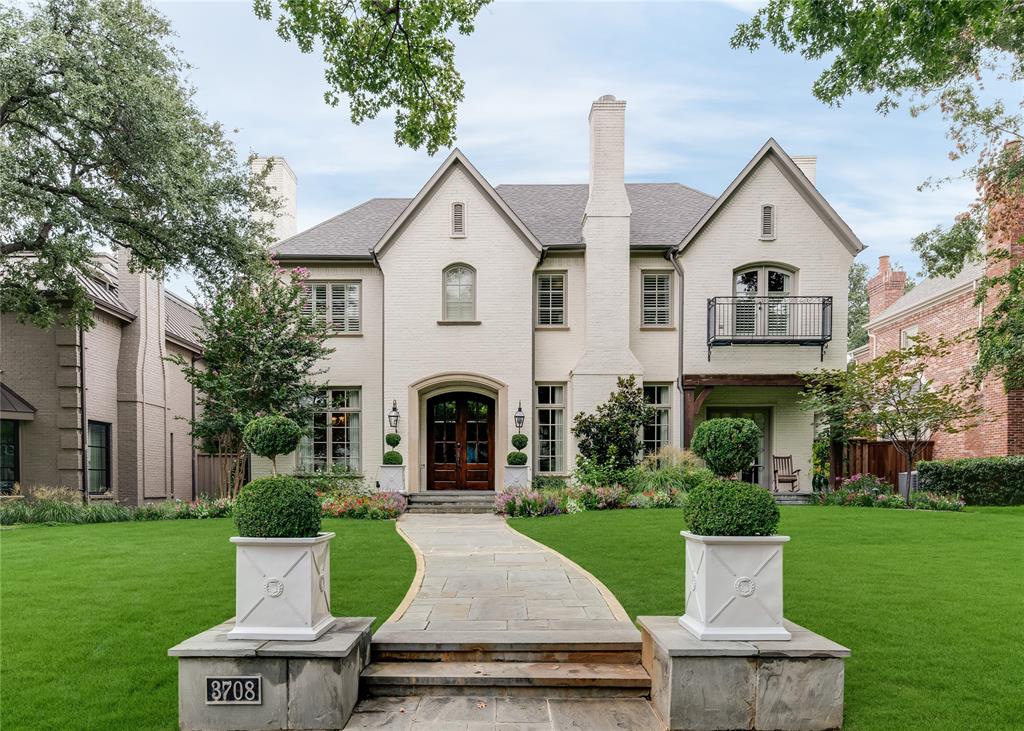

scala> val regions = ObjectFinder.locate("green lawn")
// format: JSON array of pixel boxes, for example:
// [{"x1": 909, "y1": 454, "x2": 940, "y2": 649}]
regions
[
  {"x1": 510, "y1": 506, "x2": 1024, "y2": 731},
  {"x1": 0, "y1": 518, "x2": 415, "y2": 731}
]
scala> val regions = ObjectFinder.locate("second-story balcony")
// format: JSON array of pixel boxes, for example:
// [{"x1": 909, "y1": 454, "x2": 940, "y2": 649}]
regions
[{"x1": 707, "y1": 296, "x2": 832, "y2": 361}]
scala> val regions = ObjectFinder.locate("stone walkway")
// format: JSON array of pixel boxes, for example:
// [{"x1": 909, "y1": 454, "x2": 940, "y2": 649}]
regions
[{"x1": 374, "y1": 513, "x2": 639, "y2": 642}]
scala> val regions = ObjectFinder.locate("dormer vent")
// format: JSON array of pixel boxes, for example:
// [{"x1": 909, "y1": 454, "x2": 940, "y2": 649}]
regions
[
  {"x1": 451, "y1": 202, "x2": 465, "y2": 236},
  {"x1": 760, "y1": 204, "x2": 776, "y2": 240}
]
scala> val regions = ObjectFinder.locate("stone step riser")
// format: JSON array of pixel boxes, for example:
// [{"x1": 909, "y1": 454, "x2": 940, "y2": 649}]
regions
[
  {"x1": 363, "y1": 684, "x2": 650, "y2": 699},
  {"x1": 405, "y1": 507, "x2": 494, "y2": 514},
  {"x1": 373, "y1": 650, "x2": 642, "y2": 664}
]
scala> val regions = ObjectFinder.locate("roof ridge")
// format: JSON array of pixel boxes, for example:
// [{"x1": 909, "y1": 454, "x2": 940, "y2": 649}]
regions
[{"x1": 273, "y1": 197, "x2": 407, "y2": 251}]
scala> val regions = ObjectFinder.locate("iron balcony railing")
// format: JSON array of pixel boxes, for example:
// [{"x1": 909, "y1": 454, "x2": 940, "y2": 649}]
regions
[{"x1": 707, "y1": 295, "x2": 832, "y2": 360}]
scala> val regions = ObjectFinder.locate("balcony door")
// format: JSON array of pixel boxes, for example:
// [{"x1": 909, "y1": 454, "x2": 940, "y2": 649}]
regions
[
  {"x1": 427, "y1": 393, "x2": 495, "y2": 490},
  {"x1": 734, "y1": 266, "x2": 792, "y2": 337}
]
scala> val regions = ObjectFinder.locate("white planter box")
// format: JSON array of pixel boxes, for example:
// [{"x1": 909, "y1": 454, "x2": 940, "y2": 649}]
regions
[
  {"x1": 378, "y1": 464, "x2": 406, "y2": 493},
  {"x1": 503, "y1": 464, "x2": 530, "y2": 490},
  {"x1": 679, "y1": 531, "x2": 791, "y2": 641},
  {"x1": 227, "y1": 532, "x2": 335, "y2": 641}
]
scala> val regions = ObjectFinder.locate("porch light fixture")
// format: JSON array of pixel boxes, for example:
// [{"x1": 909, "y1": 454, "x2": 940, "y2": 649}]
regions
[
  {"x1": 388, "y1": 400, "x2": 400, "y2": 432},
  {"x1": 514, "y1": 401, "x2": 525, "y2": 433}
]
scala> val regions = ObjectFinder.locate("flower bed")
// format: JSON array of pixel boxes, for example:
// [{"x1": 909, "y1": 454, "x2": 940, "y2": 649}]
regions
[
  {"x1": 820, "y1": 478, "x2": 965, "y2": 512},
  {"x1": 321, "y1": 492, "x2": 406, "y2": 520},
  {"x1": 495, "y1": 484, "x2": 686, "y2": 518}
]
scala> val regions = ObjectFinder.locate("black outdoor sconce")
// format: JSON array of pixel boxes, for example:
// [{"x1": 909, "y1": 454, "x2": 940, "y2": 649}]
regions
[
  {"x1": 514, "y1": 401, "x2": 525, "y2": 433},
  {"x1": 388, "y1": 400, "x2": 400, "y2": 432}
]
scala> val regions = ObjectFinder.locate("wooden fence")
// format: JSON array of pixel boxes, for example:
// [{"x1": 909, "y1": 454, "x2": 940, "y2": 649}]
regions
[
  {"x1": 196, "y1": 454, "x2": 245, "y2": 499},
  {"x1": 840, "y1": 439, "x2": 934, "y2": 489}
]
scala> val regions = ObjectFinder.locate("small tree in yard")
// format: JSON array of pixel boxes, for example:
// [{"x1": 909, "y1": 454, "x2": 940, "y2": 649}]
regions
[
  {"x1": 572, "y1": 376, "x2": 655, "y2": 481},
  {"x1": 243, "y1": 415, "x2": 303, "y2": 476},
  {"x1": 168, "y1": 262, "x2": 333, "y2": 497},
  {"x1": 800, "y1": 335, "x2": 985, "y2": 501}
]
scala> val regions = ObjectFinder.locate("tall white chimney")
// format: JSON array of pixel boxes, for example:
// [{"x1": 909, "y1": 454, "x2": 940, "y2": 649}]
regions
[
  {"x1": 251, "y1": 156, "x2": 297, "y2": 243},
  {"x1": 572, "y1": 95, "x2": 642, "y2": 425},
  {"x1": 791, "y1": 155, "x2": 817, "y2": 184}
]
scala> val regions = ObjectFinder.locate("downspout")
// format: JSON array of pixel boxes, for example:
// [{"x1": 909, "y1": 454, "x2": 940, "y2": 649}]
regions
[
  {"x1": 79, "y1": 325, "x2": 88, "y2": 503},
  {"x1": 372, "y1": 251, "x2": 385, "y2": 488},
  {"x1": 666, "y1": 248, "x2": 685, "y2": 447},
  {"x1": 532, "y1": 248, "x2": 546, "y2": 477}
]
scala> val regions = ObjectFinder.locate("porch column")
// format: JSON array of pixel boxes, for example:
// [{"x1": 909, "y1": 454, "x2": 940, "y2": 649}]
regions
[{"x1": 682, "y1": 386, "x2": 713, "y2": 448}]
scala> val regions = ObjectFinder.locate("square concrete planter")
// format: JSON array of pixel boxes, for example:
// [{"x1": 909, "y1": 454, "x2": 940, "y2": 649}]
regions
[
  {"x1": 503, "y1": 464, "x2": 530, "y2": 490},
  {"x1": 377, "y1": 464, "x2": 406, "y2": 493},
  {"x1": 679, "y1": 531, "x2": 791, "y2": 641},
  {"x1": 228, "y1": 532, "x2": 335, "y2": 641}
]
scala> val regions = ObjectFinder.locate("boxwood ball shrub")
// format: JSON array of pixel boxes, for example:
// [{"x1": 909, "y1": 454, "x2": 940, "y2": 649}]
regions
[
  {"x1": 385, "y1": 432, "x2": 401, "y2": 448},
  {"x1": 383, "y1": 450, "x2": 403, "y2": 465},
  {"x1": 511, "y1": 433, "x2": 529, "y2": 450},
  {"x1": 690, "y1": 418, "x2": 761, "y2": 478},
  {"x1": 243, "y1": 415, "x2": 304, "y2": 474},
  {"x1": 507, "y1": 450, "x2": 528, "y2": 466},
  {"x1": 683, "y1": 478, "x2": 780, "y2": 536},
  {"x1": 234, "y1": 476, "x2": 321, "y2": 538}
]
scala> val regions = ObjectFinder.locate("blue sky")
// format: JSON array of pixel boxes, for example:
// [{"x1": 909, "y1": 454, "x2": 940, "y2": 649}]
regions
[{"x1": 158, "y1": 0, "x2": 976, "y2": 299}]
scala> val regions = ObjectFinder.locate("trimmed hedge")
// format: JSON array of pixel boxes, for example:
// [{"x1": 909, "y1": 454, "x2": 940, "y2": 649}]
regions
[
  {"x1": 507, "y1": 450, "x2": 528, "y2": 466},
  {"x1": 242, "y1": 415, "x2": 303, "y2": 463},
  {"x1": 918, "y1": 456, "x2": 1024, "y2": 506},
  {"x1": 511, "y1": 433, "x2": 529, "y2": 450},
  {"x1": 234, "y1": 476, "x2": 321, "y2": 538},
  {"x1": 691, "y1": 418, "x2": 761, "y2": 478},
  {"x1": 682, "y1": 478, "x2": 780, "y2": 536},
  {"x1": 385, "y1": 432, "x2": 401, "y2": 448},
  {"x1": 383, "y1": 450, "x2": 403, "y2": 465}
]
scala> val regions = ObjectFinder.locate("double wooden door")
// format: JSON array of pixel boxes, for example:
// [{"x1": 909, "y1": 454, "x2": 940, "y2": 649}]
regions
[{"x1": 427, "y1": 393, "x2": 494, "y2": 490}]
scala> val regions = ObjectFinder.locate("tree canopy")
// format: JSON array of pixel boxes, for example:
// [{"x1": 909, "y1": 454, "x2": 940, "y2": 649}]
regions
[
  {"x1": 1, "y1": 0, "x2": 274, "y2": 329},
  {"x1": 253, "y1": 0, "x2": 491, "y2": 155}
]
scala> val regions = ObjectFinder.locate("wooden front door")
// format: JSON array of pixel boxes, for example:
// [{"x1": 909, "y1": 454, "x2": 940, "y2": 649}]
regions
[{"x1": 426, "y1": 393, "x2": 495, "y2": 490}]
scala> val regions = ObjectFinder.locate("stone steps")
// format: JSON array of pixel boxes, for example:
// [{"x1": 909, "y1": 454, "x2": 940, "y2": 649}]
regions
[
  {"x1": 361, "y1": 660, "x2": 651, "y2": 698},
  {"x1": 406, "y1": 491, "x2": 496, "y2": 514},
  {"x1": 774, "y1": 492, "x2": 814, "y2": 505}
]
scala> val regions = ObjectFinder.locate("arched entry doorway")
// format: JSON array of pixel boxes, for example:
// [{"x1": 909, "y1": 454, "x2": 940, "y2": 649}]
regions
[{"x1": 426, "y1": 392, "x2": 495, "y2": 490}]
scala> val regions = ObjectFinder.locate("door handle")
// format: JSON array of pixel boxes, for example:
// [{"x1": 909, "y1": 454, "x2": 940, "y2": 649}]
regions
[{"x1": 455, "y1": 442, "x2": 461, "y2": 467}]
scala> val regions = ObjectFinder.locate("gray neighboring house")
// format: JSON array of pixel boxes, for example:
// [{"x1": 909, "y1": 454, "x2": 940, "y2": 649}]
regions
[{"x1": 1, "y1": 249, "x2": 205, "y2": 504}]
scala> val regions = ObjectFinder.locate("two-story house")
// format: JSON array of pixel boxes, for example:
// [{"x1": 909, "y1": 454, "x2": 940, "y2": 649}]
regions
[{"x1": 259, "y1": 95, "x2": 862, "y2": 493}]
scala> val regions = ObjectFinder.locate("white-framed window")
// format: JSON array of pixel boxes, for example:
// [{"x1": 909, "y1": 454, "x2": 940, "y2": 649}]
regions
[
  {"x1": 641, "y1": 271, "x2": 672, "y2": 326},
  {"x1": 760, "y1": 204, "x2": 776, "y2": 240},
  {"x1": 643, "y1": 385, "x2": 671, "y2": 455},
  {"x1": 451, "y1": 202, "x2": 466, "y2": 237},
  {"x1": 302, "y1": 282, "x2": 361, "y2": 333},
  {"x1": 536, "y1": 272, "x2": 566, "y2": 326},
  {"x1": 304, "y1": 388, "x2": 362, "y2": 473},
  {"x1": 443, "y1": 264, "x2": 476, "y2": 321},
  {"x1": 900, "y1": 325, "x2": 919, "y2": 349},
  {"x1": 536, "y1": 384, "x2": 566, "y2": 474}
]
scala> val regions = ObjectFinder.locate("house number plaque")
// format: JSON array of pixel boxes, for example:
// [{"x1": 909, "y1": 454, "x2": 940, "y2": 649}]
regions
[{"x1": 205, "y1": 675, "x2": 262, "y2": 705}]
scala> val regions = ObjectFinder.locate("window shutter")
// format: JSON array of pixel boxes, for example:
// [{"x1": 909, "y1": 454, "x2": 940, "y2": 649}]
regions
[
  {"x1": 302, "y1": 283, "x2": 326, "y2": 322},
  {"x1": 642, "y1": 273, "x2": 670, "y2": 326},
  {"x1": 536, "y1": 273, "x2": 565, "y2": 326},
  {"x1": 452, "y1": 202, "x2": 465, "y2": 235},
  {"x1": 329, "y1": 283, "x2": 360, "y2": 332},
  {"x1": 761, "y1": 205, "x2": 775, "y2": 239}
]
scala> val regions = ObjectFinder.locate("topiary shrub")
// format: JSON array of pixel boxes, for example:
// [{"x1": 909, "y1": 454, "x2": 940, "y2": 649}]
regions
[
  {"x1": 690, "y1": 418, "x2": 761, "y2": 478},
  {"x1": 385, "y1": 432, "x2": 401, "y2": 448},
  {"x1": 507, "y1": 450, "x2": 528, "y2": 466},
  {"x1": 511, "y1": 433, "x2": 528, "y2": 450},
  {"x1": 383, "y1": 450, "x2": 403, "y2": 465},
  {"x1": 234, "y1": 476, "x2": 321, "y2": 538},
  {"x1": 682, "y1": 478, "x2": 780, "y2": 536},
  {"x1": 243, "y1": 415, "x2": 304, "y2": 475}
]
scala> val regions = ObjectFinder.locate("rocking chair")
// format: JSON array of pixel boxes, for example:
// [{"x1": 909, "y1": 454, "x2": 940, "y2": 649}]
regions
[{"x1": 772, "y1": 455, "x2": 801, "y2": 493}]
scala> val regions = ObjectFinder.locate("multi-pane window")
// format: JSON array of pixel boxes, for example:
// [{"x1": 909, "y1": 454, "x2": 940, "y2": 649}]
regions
[
  {"x1": 87, "y1": 421, "x2": 111, "y2": 494},
  {"x1": 536, "y1": 385, "x2": 565, "y2": 474},
  {"x1": 900, "y1": 325, "x2": 919, "y2": 349},
  {"x1": 642, "y1": 272, "x2": 671, "y2": 326},
  {"x1": 760, "y1": 204, "x2": 776, "y2": 239},
  {"x1": 536, "y1": 273, "x2": 565, "y2": 326},
  {"x1": 443, "y1": 265, "x2": 475, "y2": 321},
  {"x1": 302, "y1": 282, "x2": 361, "y2": 333},
  {"x1": 308, "y1": 388, "x2": 361, "y2": 473},
  {"x1": 643, "y1": 385, "x2": 671, "y2": 455},
  {"x1": 451, "y1": 202, "x2": 466, "y2": 236}
]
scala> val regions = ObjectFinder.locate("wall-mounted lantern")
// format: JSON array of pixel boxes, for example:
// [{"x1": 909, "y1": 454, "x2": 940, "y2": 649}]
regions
[
  {"x1": 388, "y1": 400, "x2": 400, "y2": 432},
  {"x1": 514, "y1": 401, "x2": 525, "y2": 433}
]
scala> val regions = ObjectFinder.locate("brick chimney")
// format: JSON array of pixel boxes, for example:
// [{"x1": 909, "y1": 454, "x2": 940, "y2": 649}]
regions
[
  {"x1": 573, "y1": 95, "x2": 642, "y2": 422},
  {"x1": 867, "y1": 255, "x2": 907, "y2": 319},
  {"x1": 252, "y1": 156, "x2": 297, "y2": 243}
]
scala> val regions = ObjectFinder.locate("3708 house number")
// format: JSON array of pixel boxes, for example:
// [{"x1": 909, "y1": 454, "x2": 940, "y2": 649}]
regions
[{"x1": 205, "y1": 676, "x2": 262, "y2": 705}]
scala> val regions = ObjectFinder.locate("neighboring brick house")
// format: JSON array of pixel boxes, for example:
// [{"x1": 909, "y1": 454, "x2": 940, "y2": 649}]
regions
[
  {"x1": 851, "y1": 243, "x2": 1024, "y2": 458},
  {"x1": 0, "y1": 250, "x2": 205, "y2": 503},
  {"x1": 256, "y1": 95, "x2": 864, "y2": 494}
]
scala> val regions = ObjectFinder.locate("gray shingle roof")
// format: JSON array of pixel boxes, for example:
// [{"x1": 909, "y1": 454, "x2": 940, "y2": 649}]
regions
[
  {"x1": 872, "y1": 261, "x2": 986, "y2": 323},
  {"x1": 272, "y1": 183, "x2": 716, "y2": 258}
]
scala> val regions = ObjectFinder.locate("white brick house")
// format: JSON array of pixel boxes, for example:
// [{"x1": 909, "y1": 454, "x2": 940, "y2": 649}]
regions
[{"x1": 259, "y1": 95, "x2": 863, "y2": 493}]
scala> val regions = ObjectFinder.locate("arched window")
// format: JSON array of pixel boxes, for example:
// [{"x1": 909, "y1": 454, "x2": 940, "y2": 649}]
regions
[
  {"x1": 733, "y1": 265, "x2": 794, "y2": 336},
  {"x1": 443, "y1": 264, "x2": 476, "y2": 321},
  {"x1": 760, "y1": 204, "x2": 776, "y2": 240}
]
